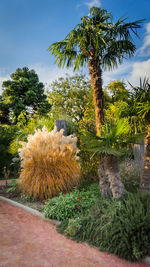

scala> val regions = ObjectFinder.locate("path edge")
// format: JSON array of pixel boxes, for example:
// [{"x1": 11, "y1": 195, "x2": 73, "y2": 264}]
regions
[
  {"x1": 0, "y1": 196, "x2": 61, "y2": 226},
  {"x1": 0, "y1": 195, "x2": 150, "y2": 265}
]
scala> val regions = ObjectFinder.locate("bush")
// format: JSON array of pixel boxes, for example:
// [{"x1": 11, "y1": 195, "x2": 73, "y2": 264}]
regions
[
  {"x1": 19, "y1": 126, "x2": 81, "y2": 200},
  {"x1": 59, "y1": 192, "x2": 150, "y2": 262},
  {"x1": 0, "y1": 124, "x2": 18, "y2": 177},
  {"x1": 64, "y1": 217, "x2": 82, "y2": 237},
  {"x1": 100, "y1": 192, "x2": 150, "y2": 261},
  {"x1": 120, "y1": 159, "x2": 141, "y2": 192},
  {"x1": 43, "y1": 183, "x2": 100, "y2": 221}
]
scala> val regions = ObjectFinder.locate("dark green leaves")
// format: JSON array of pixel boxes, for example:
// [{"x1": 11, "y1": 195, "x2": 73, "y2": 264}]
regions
[{"x1": 48, "y1": 7, "x2": 143, "y2": 71}]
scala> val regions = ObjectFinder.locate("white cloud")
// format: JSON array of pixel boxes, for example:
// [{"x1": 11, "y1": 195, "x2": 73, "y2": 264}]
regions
[
  {"x1": 85, "y1": 0, "x2": 101, "y2": 9},
  {"x1": 29, "y1": 63, "x2": 83, "y2": 90},
  {"x1": 139, "y1": 22, "x2": 150, "y2": 56},
  {"x1": 102, "y1": 62, "x2": 132, "y2": 86},
  {"x1": 127, "y1": 59, "x2": 150, "y2": 86},
  {"x1": 103, "y1": 59, "x2": 150, "y2": 87}
]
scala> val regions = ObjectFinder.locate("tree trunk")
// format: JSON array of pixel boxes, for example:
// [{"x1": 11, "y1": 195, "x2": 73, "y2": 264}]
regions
[
  {"x1": 98, "y1": 158, "x2": 111, "y2": 198},
  {"x1": 103, "y1": 154, "x2": 125, "y2": 199},
  {"x1": 89, "y1": 54, "x2": 104, "y2": 136},
  {"x1": 140, "y1": 124, "x2": 150, "y2": 191}
]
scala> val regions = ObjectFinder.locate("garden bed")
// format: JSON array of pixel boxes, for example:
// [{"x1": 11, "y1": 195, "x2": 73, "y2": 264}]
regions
[{"x1": 0, "y1": 180, "x2": 43, "y2": 211}]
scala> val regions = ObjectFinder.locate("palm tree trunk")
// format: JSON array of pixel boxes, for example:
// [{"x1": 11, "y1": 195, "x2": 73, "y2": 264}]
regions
[
  {"x1": 89, "y1": 54, "x2": 104, "y2": 136},
  {"x1": 98, "y1": 158, "x2": 111, "y2": 198},
  {"x1": 103, "y1": 154, "x2": 125, "y2": 199},
  {"x1": 89, "y1": 54, "x2": 109, "y2": 198},
  {"x1": 140, "y1": 124, "x2": 150, "y2": 191}
]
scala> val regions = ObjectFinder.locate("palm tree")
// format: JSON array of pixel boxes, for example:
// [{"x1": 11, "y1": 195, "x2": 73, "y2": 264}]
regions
[
  {"x1": 81, "y1": 118, "x2": 137, "y2": 199},
  {"x1": 48, "y1": 7, "x2": 143, "y2": 136},
  {"x1": 131, "y1": 78, "x2": 150, "y2": 191}
]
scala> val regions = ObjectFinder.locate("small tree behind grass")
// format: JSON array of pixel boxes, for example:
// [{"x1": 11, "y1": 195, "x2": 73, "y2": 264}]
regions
[{"x1": 18, "y1": 126, "x2": 81, "y2": 199}]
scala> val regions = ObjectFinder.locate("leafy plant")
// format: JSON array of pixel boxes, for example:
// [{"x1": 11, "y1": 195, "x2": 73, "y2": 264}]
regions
[
  {"x1": 6, "y1": 179, "x2": 18, "y2": 193},
  {"x1": 0, "y1": 124, "x2": 18, "y2": 176},
  {"x1": 81, "y1": 119, "x2": 144, "y2": 199},
  {"x1": 43, "y1": 183, "x2": 100, "y2": 220},
  {"x1": 64, "y1": 217, "x2": 82, "y2": 237},
  {"x1": 58, "y1": 191, "x2": 150, "y2": 261},
  {"x1": 18, "y1": 126, "x2": 81, "y2": 200}
]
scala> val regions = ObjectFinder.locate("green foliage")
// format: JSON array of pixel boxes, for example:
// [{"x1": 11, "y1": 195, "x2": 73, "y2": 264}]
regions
[
  {"x1": 0, "y1": 96, "x2": 10, "y2": 124},
  {"x1": 100, "y1": 193, "x2": 150, "y2": 261},
  {"x1": 64, "y1": 217, "x2": 82, "y2": 237},
  {"x1": 105, "y1": 80, "x2": 130, "y2": 103},
  {"x1": 48, "y1": 7, "x2": 143, "y2": 71},
  {"x1": 0, "y1": 124, "x2": 18, "y2": 175},
  {"x1": 6, "y1": 179, "x2": 18, "y2": 193},
  {"x1": 105, "y1": 101, "x2": 130, "y2": 123},
  {"x1": 1, "y1": 67, "x2": 51, "y2": 124},
  {"x1": 58, "y1": 192, "x2": 150, "y2": 261},
  {"x1": 130, "y1": 78, "x2": 150, "y2": 124},
  {"x1": 9, "y1": 115, "x2": 54, "y2": 155},
  {"x1": 48, "y1": 74, "x2": 95, "y2": 132},
  {"x1": 43, "y1": 183, "x2": 100, "y2": 221},
  {"x1": 81, "y1": 118, "x2": 132, "y2": 157}
]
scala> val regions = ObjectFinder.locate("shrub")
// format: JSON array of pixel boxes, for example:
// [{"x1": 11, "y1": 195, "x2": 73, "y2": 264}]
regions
[
  {"x1": 59, "y1": 192, "x2": 150, "y2": 262},
  {"x1": 6, "y1": 179, "x2": 18, "y2": 193},
  {"x1": 43, "y1": 183, "x2": 100, "y2": 220},
  {"x1": 0, "y1": 124, "x2": 18, "y2": 177},
  {"x1": 64, "y1": 217, "x2": 82, "y2": 237},
  {"x1": 18, "y1": 126, "x2": 81, "y2": 199},
  {"x1": 100, "y1": 192, "x2": 150, "y2": 261},
  {"x1": 120, "y1": 159, "x2": 141, "y2": 192}
]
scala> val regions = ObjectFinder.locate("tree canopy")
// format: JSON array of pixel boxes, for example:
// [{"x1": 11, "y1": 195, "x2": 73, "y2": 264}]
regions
[
  {"x1": 48, "y1": 7, "x2": 143, "y2": 135},
  {"x1": 0, "y1": 67, "x2": 51, "y2": 124},
  {"x1": 48, "y1": 74, "x2": 94, "y2": 126}
]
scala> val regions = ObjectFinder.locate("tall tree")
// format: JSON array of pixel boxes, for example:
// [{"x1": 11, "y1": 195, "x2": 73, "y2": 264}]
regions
[
  {"x1": 1, "y1": 67, "x2": 51, "y2": 124},
  {"x1": 48, "y1": 74, "x2": 95, "y2": 131},
  {"x1": 130, "y1": 78, "x2": 150, "y2": 192},
  {"x1": 82, "y1": 118, "x2": 133, "y2": 199},
  {"x1": 48, "y1": 7, "x2": 143, "y2": 136}
]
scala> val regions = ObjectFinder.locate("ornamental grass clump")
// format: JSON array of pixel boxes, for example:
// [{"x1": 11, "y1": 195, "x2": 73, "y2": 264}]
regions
[{"x1": 18, "y1": 126, "x2": 80, "y2": 199}]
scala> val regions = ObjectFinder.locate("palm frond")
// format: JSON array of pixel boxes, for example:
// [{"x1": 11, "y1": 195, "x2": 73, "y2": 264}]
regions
[{"x1": 48, "y1": 8, "x2": 143, "y2": 71}]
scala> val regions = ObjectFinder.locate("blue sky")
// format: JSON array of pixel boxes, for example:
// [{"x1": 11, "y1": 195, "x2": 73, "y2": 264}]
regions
[{"x1": 0, "y1": 0, "x2": 150, "y2": 92}]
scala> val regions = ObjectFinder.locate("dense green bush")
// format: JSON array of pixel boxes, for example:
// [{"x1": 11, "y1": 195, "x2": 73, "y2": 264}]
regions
[
  {"x1": 100, "y1": 193, "x2": 150, "y2": 261},
  {"x1": 43, "y1": 183, "x2": 100, "y2": 221},
  {"x1": 0, "y1": 124, "x2": 18, "y2": 177},
  {"x1": 58, "y1": 192, "x2": 150, "y2": 262}
]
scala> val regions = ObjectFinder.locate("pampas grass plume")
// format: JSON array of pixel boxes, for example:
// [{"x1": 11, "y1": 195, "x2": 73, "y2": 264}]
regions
[{"x1": 18, "y1": 126, "x2": 80, "y2": 199}]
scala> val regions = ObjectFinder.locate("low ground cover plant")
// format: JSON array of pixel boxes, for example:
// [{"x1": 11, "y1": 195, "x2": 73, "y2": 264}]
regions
[
  {"x1": 57, "y1": 191, "x2": 150, "y2": 262},
  {"x1": 43, "y1": 183, "x2": 100, "y2": 220}
]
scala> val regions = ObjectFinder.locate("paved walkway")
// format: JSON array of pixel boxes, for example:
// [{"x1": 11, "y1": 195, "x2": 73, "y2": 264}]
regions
[{"x1": 0, "y1": 200, "x2": 149, "y2": 267}]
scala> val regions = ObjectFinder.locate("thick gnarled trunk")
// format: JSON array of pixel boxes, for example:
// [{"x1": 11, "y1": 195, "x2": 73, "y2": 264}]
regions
[
  {"x1": 89, "y1": 54, "x2": 104, "y2": 136},
  {"x1": 103, "y1": 155, "x2": 125, "y2": 199},
  {"x1": 98, "y1": 158, "x2": 111, "y2": 198},
  {"x1": 140, "y1": 124, "x2": 150, "y2": 191}
]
